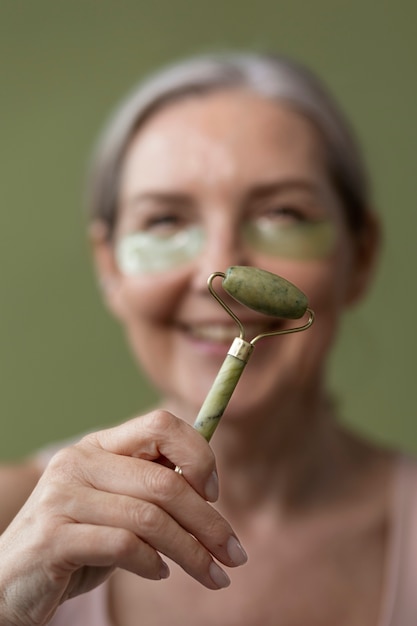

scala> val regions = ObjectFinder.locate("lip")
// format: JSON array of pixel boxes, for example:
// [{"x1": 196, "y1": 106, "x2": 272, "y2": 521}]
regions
[{"x1": 176, "y1": 318, "x2": 285, "y2": 349}]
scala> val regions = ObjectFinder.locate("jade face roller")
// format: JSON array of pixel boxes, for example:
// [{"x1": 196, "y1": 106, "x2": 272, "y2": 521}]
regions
[{"x1": 190, "y1": 266, "x2": 315, "y2": 443}]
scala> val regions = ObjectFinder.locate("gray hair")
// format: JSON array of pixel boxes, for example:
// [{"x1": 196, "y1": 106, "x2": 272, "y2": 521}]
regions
[{"x1": 88, "y1": 51, "x2": 370, "y2": 237}]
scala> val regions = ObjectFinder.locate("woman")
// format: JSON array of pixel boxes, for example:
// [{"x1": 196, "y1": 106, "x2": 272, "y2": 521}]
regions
[{"x1": 0, "y1": 52, "x2": 415, "y2": 625}]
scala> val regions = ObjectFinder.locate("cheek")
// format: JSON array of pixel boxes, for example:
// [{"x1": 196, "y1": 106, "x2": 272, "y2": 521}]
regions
[
  {"x1": 253, "y1": 242, "x2": 353, "y2": 338},
  {"x1": 302, "y1": 263, "x2": 348, "y2": 314},
  {"x1": 271, "y1": 258, "x2": 351, "y2": 389},
  {"x1": 274, "y1": 225, "x2": 353, "y2": 307},
  {"x1": 115, "y1": 273, "x2": 186, "y2": 390},
  {"x1": 117, "y1": 268, "x2": 190, "y2": 322}
]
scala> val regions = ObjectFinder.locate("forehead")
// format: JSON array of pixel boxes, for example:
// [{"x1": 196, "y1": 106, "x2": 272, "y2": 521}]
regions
[{"x1": 119, "y1": 90, "x2": 326, "y2": 195}]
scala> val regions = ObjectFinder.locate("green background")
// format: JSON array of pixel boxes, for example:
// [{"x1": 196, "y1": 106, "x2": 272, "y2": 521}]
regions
[{"x1": 0, "y1": 1, "x2": 416, "y2": 459}]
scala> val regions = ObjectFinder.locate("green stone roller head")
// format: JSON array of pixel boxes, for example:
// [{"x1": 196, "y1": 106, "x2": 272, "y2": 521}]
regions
[
  {"x1": 222, "y1": 266, "x2": 308, "y2": 319},
  {"x1": 191, "y1": 266, "x2": 315, "y2": 442}
]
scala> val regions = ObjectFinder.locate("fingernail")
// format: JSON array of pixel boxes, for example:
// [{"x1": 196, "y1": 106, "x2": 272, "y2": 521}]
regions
[
  {"x1": 227, "y1": 536, "x2": 248, "y2": 566},
  {"x1": 209, "y1": 561, "x2": 231, "y2": 589},
  {"x1": 205, "y1": 470, "x2": 219, "y2": 501},
  {"x1": 159, "y1": 561, "x2": 170, "y2": 579}
]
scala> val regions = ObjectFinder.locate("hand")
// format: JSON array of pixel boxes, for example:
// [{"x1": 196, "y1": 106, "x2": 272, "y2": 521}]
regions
[{"x1": 0, "y1": 411, "x2": 247, "y2": 625}]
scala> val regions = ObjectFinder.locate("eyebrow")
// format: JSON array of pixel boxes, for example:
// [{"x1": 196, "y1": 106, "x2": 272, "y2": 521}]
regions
[
  {"x1": 124, "y1": 192, "x2": 194, "y2": 208},
  {"x1": 123, "y1": 178, "x2": 321, "y2": 209},
  {"x1": 245, "y1": 179, "x2": 321, "y2": 201}
]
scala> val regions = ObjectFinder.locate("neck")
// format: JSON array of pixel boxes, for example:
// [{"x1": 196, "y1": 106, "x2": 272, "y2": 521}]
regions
[
  {"x1": 215, "y1": 387, "x2": 338, "y2": 509},
  {"x1": 163, "y1": 383, "x2": 367, "y2": 516}
]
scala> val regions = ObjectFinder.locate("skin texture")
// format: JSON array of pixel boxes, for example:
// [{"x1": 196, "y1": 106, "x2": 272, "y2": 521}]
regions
[{"x1": 0, "y1": 90, "x2": 385, "y2": 626}]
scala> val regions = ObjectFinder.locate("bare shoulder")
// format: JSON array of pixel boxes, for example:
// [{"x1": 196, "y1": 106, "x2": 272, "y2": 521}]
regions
[{"x1": 0, "y1": 458, "x2": 42, "y2": 532}]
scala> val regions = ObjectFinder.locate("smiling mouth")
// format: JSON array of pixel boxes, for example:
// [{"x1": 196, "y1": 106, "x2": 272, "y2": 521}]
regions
[{"x1": 181, "y1": 322, "x2": 282, "y2": 343}]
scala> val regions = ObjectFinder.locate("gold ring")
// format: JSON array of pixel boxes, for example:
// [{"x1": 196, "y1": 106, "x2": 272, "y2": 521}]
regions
[{"x1": 174, "y1": 465, "x2": 183, "y2": 475}]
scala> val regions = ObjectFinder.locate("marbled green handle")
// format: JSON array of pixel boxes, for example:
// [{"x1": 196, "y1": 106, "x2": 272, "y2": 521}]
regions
[{"x1": 193, "y1": 353, "x2": 248, "y2": 442}]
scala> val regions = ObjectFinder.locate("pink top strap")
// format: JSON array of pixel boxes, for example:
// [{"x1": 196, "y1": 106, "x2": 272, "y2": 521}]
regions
[{"x1": 378, "y1": 454, "x2": 417, "y2": 626}]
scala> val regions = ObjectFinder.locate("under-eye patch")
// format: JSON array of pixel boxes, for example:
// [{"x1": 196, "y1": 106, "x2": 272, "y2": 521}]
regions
[
  {"x1": 116, "y1": 227, "x2": 205, "y2": 274},
  {"x1": 116, "y1": 218, "x2": 336, "y2": 276},
  {"x1": 242, "y1": 219, "x2": 336, "y2": 260}
]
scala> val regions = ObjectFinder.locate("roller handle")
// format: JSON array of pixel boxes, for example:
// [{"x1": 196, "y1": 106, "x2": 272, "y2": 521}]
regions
[
  {"x1": 193, "y1": 267, "x2": 311, "y2": 442},
  {"x1": 193, "y1": 352, "x2": 249, "y2": 442}
]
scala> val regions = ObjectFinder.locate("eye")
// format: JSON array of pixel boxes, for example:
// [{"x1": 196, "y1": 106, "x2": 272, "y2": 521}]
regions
[
  {"x1": 259, "y1": 204, "x2": 307, "y2": 223},
  {"x1": 143, "y1": 212, "x2": 189, "y2": 234}
]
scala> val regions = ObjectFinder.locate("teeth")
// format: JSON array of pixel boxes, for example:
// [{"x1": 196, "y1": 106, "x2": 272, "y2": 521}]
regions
[
  {"x1": 191, "y1": 326, "x2": 238, "y2": 342},
  {"x1": 188, "y1": 324, "x2": 271, "y2": 342}
]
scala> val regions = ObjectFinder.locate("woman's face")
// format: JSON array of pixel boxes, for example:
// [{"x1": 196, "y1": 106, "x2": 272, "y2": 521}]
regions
[{"x1": 98, "y1": 90, "x2": 372, "y2": 421}]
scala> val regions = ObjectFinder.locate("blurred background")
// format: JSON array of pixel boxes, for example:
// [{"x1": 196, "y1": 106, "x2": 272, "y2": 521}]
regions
[{"x1": 0, "y1": 0, "x2": 416, "y2": 459}]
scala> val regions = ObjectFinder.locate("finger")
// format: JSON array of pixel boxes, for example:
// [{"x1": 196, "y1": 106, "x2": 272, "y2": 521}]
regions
[
  {"x1": 54, "y1": 523, "x2": 169, "y2": 582},
  {"x1": 81, "y1": 411, "x2": 219, "y2": 502},
  {"x1": 65, "y1": 449, "x2": 240, "y2": 566},
  {"x1": 42, "y1": 441, "x2": 246, "y2": 572},
  {"x1": 60, "y1": 487, "x2": 234, "y2": 590}
]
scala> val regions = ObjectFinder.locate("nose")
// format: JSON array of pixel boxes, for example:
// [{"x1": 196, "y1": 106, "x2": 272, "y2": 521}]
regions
[{"x1": 191, "y1": 224, "x2": 251, "y2": 292}]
